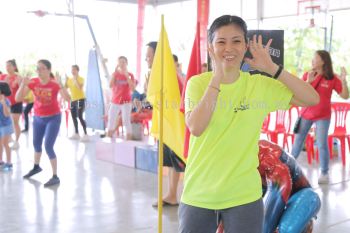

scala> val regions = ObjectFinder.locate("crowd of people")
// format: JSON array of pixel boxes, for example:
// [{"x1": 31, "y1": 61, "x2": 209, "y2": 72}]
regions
[
  {"x1": 0, "y1": 45, "x2": 187, "y2": 188},
  {"x1": 0, "y1": 13, "x2": 349, "y2": 232}
]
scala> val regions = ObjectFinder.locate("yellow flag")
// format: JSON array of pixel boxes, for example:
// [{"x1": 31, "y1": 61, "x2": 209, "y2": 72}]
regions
[{"x1": 147, "y1": 21, "x2": 186, "y2": 163}]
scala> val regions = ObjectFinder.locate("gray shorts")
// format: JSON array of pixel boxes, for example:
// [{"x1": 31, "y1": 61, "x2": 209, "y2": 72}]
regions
[{"x1": 178, "y1": 199, "x2": 263, "y2": 233}]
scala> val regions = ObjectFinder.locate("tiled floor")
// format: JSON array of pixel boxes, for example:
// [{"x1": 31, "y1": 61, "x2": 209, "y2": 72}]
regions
[{"x1": 0, "y1": 129, "x2": 349, "y2": 233}]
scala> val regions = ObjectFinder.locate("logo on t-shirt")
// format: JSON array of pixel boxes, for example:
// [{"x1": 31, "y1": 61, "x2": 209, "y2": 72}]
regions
[
  {"x1": 233, "y1": 97, "x2": 250, "y2": 113},
  {"x1": 33, "y1": 87, "x2": 53, "y2": 105},
  {"x1": 116, "y1": 80, "x2": 128, "y2": 85},
  {"x1": 320, "y1": 81, "x2": 329, "y2": 88}
]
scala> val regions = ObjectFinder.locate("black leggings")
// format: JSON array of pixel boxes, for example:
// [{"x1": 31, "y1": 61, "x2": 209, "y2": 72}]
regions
[
  {"x1": 70, "y1": 99, "x2": 87, "y2": 134},
  {"x1": 23, "y1": 103, "x2": 34, "y2": 130}
]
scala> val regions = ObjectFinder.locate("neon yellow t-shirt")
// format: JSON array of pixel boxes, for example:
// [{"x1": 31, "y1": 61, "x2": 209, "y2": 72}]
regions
[
  {"x1": 181, "y1": 71, "x2": 293, "y2": 210},
  {"x1": 66, "y1": 76, "x2": 85, "y2": 101}
]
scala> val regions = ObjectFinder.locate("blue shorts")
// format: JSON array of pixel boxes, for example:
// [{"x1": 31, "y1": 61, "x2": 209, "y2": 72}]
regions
[{"x1": 0, "y1": 124, "x2": 14, "y2": 137}]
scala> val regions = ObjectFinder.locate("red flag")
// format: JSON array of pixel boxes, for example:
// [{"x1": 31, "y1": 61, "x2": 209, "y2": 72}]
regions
[
  {"x1": 136, "y1": 0, "x2": 147, "y2": 81},
  {"x1": 180, "y1": 22, "x2": 201, "y2": 158},
  {"x1": 197, "y1": 0, "x2": 209, "y2": 63}
]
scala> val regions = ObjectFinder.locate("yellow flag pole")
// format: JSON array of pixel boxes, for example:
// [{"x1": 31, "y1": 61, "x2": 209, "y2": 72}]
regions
[{"x1": 157, "y1": 15, "x2": 165, "y2": 233}]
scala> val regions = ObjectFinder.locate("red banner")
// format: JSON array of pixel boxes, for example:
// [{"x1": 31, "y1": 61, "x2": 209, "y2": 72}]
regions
[
  {"x1": 136, "y1": 0, "x2": 147, "y2": 81},
  {"x1": 180, "y1": 22, "x2": 201, "y2": 158},
  {"x1": 197, "y1": 0, "x2": 209, "y2": 63}
]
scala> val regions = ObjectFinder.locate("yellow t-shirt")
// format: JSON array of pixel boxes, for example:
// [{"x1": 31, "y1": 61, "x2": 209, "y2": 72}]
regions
[
  {"x1": 181, "y1": 71, "x2": 293, "y2": 210},
  {"x1": 24, "y1": 90, "x2": 34, "y2": 103},
  {"x1": 66, "y1": 76, "x2": 85, "y2": 101}
]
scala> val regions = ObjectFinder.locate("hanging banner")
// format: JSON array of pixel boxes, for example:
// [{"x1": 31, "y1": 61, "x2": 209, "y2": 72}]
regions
[
  {"x1": 197, "y1": 0, "x2": 209, "y2": 64},
  {"x1": 85, "y1": 49, "x2": 105, "y2": 130},
  {"x1": 136, "y1": 0, "x2": 147, "y2": 81}
]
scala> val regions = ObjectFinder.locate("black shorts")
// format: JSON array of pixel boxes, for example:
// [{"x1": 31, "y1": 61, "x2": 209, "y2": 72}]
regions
[
  {"x1": 11, "y1": 103, "x2": 23, "y2": 114},
  {"x1": 163, "y1": 144, "x2": 186, "y2": 172}
]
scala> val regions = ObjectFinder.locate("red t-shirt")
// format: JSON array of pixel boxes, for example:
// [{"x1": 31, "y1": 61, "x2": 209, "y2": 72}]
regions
[
  {"x1": 111, "y1": 71, "x2": 135, "y2": 104},
  {"x1": 28, "y1": 78, "x2": 61, "y2": 117},
  {"x1": 0, "y1": 74, "x2": 21, "y2": 105},
  {"x1": 301, "y1": 72, "x2": 343, "y2": 120}
]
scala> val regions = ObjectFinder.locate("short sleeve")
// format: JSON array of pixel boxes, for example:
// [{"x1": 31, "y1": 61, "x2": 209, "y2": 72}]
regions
[
  {"x1": 302, "y1": 72, "x2": 308, "y2": 81},
  {"x1": 79, "y1": 77, "x2": 85, "y2": 86},
  {"x1": 258, "y1": 75, "x2": 293, "y2": 112},
  {"x1": 54, "y1": 82, "x2": 61, "y2": 92},
  {"x1": 5, "y1": 99, "x2": 11, "y2": 107},
  {"x1": 184, "y1": 75, "x2": 206, "y2": 114},
  {"x1": 27, "y1": 79, "x2": 36, "y2": 90},
  {"x1": 333, "y1": 75, "x2": 343, "y2": 94}
]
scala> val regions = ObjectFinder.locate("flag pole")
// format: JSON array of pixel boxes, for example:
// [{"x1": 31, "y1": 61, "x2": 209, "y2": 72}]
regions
[{"x1": 157, "y1": 14, "x2": 165, "y2": 233}]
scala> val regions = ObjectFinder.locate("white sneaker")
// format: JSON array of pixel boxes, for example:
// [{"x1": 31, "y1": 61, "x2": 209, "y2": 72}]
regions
[
  {"x1": 69, "y1": 133, "x2": 80, "y2": 140},
  {"x1": 80, "y1": 135, "x2": 90, "y2": 142},
  {"x1": 11, "y1": 141, "x2": 20, "y2": 150},
  {"x1": 318, "y1": 174, "x2": 329, "y2": 184}
]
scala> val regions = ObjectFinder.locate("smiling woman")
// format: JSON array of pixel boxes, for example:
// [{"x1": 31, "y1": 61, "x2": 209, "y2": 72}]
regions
[{"x1": 179, "y1": 15, "x2": 320, "y2": 233}]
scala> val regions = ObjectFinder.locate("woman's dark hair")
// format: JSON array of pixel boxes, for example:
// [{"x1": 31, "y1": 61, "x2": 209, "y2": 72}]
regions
[
  {"x1": 72, "y1": 65, "x2": 80, "y2": 71},
  {"x1": 6, "y1": 59, "x2": 19, "y2": 73},
  {"x1": 118, "y1": 56, "x2": 128, "y2": 63},
  {"x1": 316, "y1": 50, "x2": 334, "y2": 80},
  {"x1": 38, "y1": 59, "x2": 52, "y2": 70},
  {"x1": 147, "y1": 41, "x2": 158, "y2": 53},
  {"x1": 38, "y1": 59, "x2": 54, "y2": 78},
  {"x1": 173, "y1": 54, "x2": 179, "y2": 63},
  {"x1": 208, "y1": 15, "x2": 248, "y2": 44}
]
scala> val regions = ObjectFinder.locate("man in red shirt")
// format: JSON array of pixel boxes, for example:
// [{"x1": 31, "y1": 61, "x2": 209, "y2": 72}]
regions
[{"x1": 138, "y1": 42, "x2": 186, "y2": 207}]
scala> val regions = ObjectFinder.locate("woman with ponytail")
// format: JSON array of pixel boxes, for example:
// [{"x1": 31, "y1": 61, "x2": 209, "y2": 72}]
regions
[{"x1": 16, "y1": 59, "x2": 70, "y2": 187}]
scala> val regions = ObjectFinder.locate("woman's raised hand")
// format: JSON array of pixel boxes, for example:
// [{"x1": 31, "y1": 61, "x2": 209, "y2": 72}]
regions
[
  {"x1": 208, "y1": 44, "x2": 224, "y2": 81},
  {"x1": 244, "y1": 35, "x2": 277, "y2": 75}
]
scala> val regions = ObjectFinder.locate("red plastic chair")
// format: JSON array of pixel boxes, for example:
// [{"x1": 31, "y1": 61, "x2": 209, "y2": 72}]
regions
[
  {"x1": 266, "y1": 110, "x2": 287, "y2": 144},
  {"x1": 283, "y1": 106, "x2": 300, "y2": 152},
  {"x1": 327, "y1": 102, "x2": 350, "y2": 166},
  {"x1": 131, "y1": 109, "x2": 152, "y2": 135},
  {"x1": 304, "y1": 126, "x2": 319, "y2": 164},
  {"x1": 261, "y1": 113, "x2": 271, "y2": 135},
  {"x1": 282, "y1": 106, "x2": 318, "y2": 165}
]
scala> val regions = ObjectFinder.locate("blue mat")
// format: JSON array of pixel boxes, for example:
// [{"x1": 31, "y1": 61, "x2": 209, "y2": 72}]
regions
[{"x1": 135, "y1": 145, "x2": 158, "y2": 173}]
